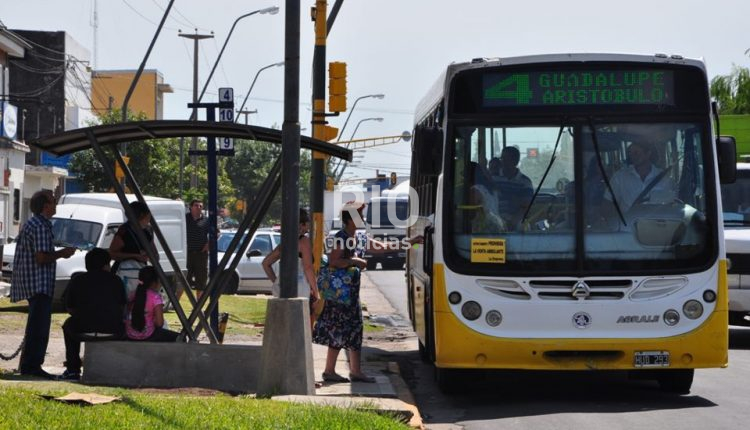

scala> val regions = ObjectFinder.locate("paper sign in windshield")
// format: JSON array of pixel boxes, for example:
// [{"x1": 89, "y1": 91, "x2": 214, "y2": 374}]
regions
[{"x1": 471, "y1": 238, "x2": 505, "y2": 263}]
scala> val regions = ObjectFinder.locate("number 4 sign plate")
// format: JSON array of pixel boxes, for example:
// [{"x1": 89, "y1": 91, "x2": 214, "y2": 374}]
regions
[{"x1": 219, "y1": 87, "x2": 234, "y2": 103}]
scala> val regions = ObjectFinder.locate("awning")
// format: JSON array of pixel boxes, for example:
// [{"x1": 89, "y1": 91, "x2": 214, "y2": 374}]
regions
[{"x1": 29, "y1": 120, "x2": 352, "y2": 161}]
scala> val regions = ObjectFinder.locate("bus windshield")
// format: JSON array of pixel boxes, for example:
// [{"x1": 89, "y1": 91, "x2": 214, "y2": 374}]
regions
[
  {"x1": 366, "y1": 200, "x2": 409, "y2": 228},
  {"x1": 446, "y1": 121, "x2": 714, "y2": 274}
]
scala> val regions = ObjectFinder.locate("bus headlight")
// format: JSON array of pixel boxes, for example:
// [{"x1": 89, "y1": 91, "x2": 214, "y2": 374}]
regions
[
  {"x1": 664, "y1": 309, "x2": 680, "y2": 326},
  {"x1": 485, "y1": 310, "x2": 503, "y2": 326},
  {"x1": 461, "y1": 301, "x2": 482, "y2": 321},
  {"x1": 448, "y1": 292, "x2": 462, "y2": 305},
  {"x1": 683, "y1": 300, "x2": 704, "y2": 319}
]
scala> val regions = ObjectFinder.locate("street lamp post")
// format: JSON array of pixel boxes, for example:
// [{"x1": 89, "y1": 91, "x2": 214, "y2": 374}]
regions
[
  {"x1": 235, "y1": 62, "x2": 285, "y2": 122},
  {"x1": 180, "y1": 6, "x2": 278, "y2": 199},
  {"x1": 335, "y1": 117, "x2": 383, "y2": 181},
  {"x1": 335, "y1": 93, "x2": 384, "y2": 143},
  {"x1": 195, "y1": 6, "x2": 279, "y2": 108}
]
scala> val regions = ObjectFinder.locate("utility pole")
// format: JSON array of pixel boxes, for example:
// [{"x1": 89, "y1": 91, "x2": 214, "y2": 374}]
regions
[
  {"x1": 311, "y1": 0, "x2": 328, "y2": 272},
  {"x1": 179, "y1": 30, "x2": 214, "y2": 190},
  {"x1": 310, "y1": 0, "x2": 345, "y2": 270},
  {"x1": 237, "y1": 109, "x2": 257, "y2": 124}
]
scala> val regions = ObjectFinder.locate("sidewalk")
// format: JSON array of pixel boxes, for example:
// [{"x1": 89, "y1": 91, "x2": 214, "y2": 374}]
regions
[{"x1": 272, "y1": 272, "x2": 423, "y2": 428}]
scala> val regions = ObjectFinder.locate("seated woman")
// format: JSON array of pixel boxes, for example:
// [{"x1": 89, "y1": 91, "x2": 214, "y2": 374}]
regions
[{"x1": 124, "y1": 266, "x2": 179, "y2": 342}]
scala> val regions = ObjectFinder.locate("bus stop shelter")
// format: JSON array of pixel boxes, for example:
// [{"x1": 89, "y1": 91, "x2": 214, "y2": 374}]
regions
[{"x1": 32, "y1": 120, "x2": 352, "y2": 343}]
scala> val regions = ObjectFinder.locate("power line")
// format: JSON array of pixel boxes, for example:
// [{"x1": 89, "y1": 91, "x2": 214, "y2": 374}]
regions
[
  {"x1": 11, "y1": 74, "x2": 65, "y2": 97},
  {"x1": 121, "y1": 0, "x2": 179, "y2": 31},
  {"x1": 11, "y1": 32, "x2": 67, "y2": 56},
  {"x1": 211, "y1": 37, "x2": 231, "y2": 88},
  {"x1": 9, "y1": 60, "x2": 64, "y2": 75}
]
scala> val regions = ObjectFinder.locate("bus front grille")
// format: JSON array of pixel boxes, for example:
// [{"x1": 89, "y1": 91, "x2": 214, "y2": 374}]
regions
[{"x1": 529, "y1": 280, "x2": 633, "y2": 301}]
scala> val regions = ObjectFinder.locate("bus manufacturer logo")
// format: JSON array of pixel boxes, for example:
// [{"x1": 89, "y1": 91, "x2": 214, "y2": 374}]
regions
[
  {"x1": 572, "y1": 312, "x2": 592, "y2": 329},
  {"x1": 572, "y1": 281, "x2": 591, "y2": 299},
  {"x1": 616, "y1": 315, "x2": 660, "y2": 323}
]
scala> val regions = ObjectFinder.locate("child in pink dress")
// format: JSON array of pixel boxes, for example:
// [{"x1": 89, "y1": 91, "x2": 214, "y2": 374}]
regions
[{"x1": 125, "y1": 266, "x2": 179, "y2": 342}]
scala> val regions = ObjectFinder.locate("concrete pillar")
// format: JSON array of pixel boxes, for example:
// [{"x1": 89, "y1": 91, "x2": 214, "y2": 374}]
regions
[{"x1": 257, "y1": 298, "x2": 315, "y2": 395}]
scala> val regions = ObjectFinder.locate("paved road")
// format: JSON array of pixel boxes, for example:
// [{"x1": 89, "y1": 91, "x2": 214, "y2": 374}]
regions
[{"x1": 366, "y1": 269, "x2": 750, "y2": 430}]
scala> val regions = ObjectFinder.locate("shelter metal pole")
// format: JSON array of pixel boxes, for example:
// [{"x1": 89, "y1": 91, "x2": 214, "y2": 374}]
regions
[
  {"x1": 187, "y1": 159, "x2": 281, "y2": 337},
  {"x1": 86, "y1": 131, "x2": 198, "y2": 341},
  {"x1": 113, "y1": 150, "x2": 214, "y2": 342},
  {"x1": 206, "y1": 108, "x2": 220, "y2": 335}
]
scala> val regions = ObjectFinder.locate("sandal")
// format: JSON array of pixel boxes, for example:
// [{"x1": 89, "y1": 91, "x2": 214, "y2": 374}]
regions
[
  {"x1": 349, "y1": 373, "x2": 376, "y2": 383},
  {"x1": 322, "y1": 372, "x2": 350, "y2": 382}
]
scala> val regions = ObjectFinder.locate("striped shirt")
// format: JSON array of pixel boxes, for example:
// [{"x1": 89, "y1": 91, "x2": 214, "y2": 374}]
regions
[
  {"x1": 10, "y1": 214, "x2": 56, "y2": 302},
  {"x1": 186, "y1": 213, "x2": 209, "y2": 252}
]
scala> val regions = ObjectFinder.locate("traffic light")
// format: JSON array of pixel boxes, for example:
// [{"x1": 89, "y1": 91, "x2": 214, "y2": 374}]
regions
[
  {"x1": 323, "y1": 125, "x2": 339, "y2": 142},
  {"x1": 328, "y1": 62, "x2": 347, "y2": 113}
]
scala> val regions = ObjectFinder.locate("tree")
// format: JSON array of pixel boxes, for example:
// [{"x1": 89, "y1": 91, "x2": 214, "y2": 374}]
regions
[
  {"x1": 710, "y1": 65, "x2": 750, "y2": 114},
  {"x1": 224, "y1": 139, "x2": 313, "y2": 223},
  {"x1": 68, "y1": 109, "x2": 233, "y2": 203}
]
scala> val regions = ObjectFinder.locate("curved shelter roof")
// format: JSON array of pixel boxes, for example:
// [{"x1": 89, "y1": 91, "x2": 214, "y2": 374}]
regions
[{"x1": 29, "y1": 120, "x2": 352, "y2": 160}]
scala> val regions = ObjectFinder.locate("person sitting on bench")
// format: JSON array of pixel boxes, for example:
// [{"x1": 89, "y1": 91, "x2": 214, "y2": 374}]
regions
[
  {"x1": 125, "y1": 266, "x2": 179, "y2": 342},
  {"x1": 60, "y1": 248, "x2": 126, "y2": 381}
]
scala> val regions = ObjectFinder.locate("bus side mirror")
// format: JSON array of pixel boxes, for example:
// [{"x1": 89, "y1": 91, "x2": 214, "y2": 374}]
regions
[
  {"x1": 717, "y1": 135, "x2": 737, "y2": 184},
  {"x1": 413, "y1": 126, "x2": 443, "y2": 176}
]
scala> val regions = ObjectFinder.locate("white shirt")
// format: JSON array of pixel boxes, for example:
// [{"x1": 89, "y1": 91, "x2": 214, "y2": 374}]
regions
[{"x1": 606, "y1": 164, "x2": 676, "y2": 211}]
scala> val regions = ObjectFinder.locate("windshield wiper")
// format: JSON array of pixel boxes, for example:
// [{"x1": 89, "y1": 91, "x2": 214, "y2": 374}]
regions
[
  {"x1": 521, "y1": 124, "x2": 566, "y2": 224},
  {"x1": 588, "y1": 118, "x2": 627, "y2": 226}
]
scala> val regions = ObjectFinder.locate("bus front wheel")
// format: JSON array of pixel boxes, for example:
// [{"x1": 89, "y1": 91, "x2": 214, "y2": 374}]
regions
[{"x1": 657, "y1": 369, "x2": 694, "y2": 394}]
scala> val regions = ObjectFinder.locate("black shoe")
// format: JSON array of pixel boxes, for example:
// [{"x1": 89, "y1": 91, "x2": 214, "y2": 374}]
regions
[
  {"x1": 58, "y1": 369, "x2": 80, "y2": 381},
  {"x1": 20, "y1": 368, "x2": 56, "y2": 380}
]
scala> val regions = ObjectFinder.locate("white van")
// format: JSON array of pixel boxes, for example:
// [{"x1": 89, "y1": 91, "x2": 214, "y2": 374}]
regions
[
  {"x1": 2, "y1": 193, "x2": 187, "y2": 305},
  {"x1": 721, "y1": 163, "x2": 750, "y2": 325}
]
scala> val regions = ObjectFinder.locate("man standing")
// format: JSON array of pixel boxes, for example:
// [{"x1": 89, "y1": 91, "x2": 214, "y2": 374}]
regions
[
  {"x1": 11, "y1": 190, "x2": 75, "y2": 379},
  {"x1": 185, "y1": 200, "x2": 209, "y2": 299},
  {"x1": 59, "y1": 248, "x2": 126, "y2": 381}
]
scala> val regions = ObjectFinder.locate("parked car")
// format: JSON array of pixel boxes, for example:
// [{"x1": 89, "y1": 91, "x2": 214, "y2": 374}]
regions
[
  {"x1": 218, "y1": 228, "x2": 281, "y2": 294},
  {"x1": 721, "y1": 162, "x2": 750, "y2": 325}
]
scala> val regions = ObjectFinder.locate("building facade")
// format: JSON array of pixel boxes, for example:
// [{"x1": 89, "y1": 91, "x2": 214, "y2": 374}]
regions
[
  {"x1": 92, "y1": 69, "x2": 173, "y2": 119},
  {"x1": 0, "y1": 25, "x2": 33, "y2": 242}
]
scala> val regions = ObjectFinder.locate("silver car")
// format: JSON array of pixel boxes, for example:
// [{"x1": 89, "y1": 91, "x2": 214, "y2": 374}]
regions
[{"x1": 218, "y1": 229, "x2": 280, "y2": 294}]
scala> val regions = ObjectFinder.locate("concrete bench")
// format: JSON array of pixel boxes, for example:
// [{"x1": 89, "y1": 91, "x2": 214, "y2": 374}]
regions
[{"x1": 82, "y1": 341, "x2": 262, "y2": 393}]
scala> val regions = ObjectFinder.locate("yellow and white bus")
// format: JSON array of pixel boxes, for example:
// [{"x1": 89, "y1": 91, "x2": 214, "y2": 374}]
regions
[{"x1": 406, "y1": 53, "x2": 736, "y2": 394}]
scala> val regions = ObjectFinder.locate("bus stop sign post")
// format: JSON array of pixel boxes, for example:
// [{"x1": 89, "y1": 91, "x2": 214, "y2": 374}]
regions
[{"x1": 187, "y1": 87, "x2": 235, "y2": 334}]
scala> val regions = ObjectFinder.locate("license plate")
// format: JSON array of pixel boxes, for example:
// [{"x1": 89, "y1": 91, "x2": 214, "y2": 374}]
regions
[{"x1": 634, "y1": 351, "x2": 670, "y2": 368}]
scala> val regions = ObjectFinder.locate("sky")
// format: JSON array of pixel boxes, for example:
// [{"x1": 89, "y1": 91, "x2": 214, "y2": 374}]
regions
[{"x1": 2, "y1": 0, "x2": 750, "y2": 182}]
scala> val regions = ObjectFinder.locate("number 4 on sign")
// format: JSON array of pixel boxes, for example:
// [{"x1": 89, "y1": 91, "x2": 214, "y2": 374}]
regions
[{"x1": 219, "y1": 87, "x2": 234, "y2": 103}]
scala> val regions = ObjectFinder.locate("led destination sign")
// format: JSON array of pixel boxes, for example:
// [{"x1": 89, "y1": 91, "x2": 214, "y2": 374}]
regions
[{"x1": 483, "y1": 70, "x2": 674, "y2": 107}]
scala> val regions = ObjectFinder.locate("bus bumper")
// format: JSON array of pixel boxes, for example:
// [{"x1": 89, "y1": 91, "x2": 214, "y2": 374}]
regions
[{"x1": 432, "y1": 264, "x2": 729, "y2": 371}]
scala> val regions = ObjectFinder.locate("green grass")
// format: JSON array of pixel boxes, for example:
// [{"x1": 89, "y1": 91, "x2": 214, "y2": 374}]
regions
[
  {"x1": 0, "y1": 385, "x2": 409, "y2": 429},
  {"x1": 0, "y1": 295, "x2": 383, "y2": 339},
  {"x1": 165, "y1": 295, "x2": 269, "y2": 337}
]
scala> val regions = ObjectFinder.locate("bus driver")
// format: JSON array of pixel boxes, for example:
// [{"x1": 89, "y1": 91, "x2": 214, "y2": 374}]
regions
[{"x1": 604, "y1": 141, "x2": 676, "y2": 221}]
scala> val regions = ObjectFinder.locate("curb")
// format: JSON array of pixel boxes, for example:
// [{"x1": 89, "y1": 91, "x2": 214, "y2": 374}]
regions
[{"x1": 386, "y1": 361, "x2": 423, "y2": 429}]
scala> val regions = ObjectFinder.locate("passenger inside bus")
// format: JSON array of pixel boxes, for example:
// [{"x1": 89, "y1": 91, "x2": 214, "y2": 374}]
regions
[{"x1": 490, "y1": 146, "x2": 533, "y2": 228}]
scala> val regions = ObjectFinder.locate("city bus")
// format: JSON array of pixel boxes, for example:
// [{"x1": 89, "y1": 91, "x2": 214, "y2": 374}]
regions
[{"x1": 406, "y1": 53, "x2": 736, "y2": 394}]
